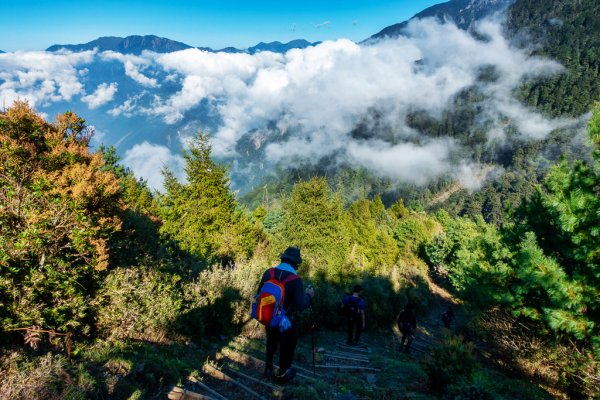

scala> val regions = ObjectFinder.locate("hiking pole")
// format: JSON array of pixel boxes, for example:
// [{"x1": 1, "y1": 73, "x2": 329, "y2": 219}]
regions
[{"x1": 307, "y1": 284, "x2": 316, "y2": 376}]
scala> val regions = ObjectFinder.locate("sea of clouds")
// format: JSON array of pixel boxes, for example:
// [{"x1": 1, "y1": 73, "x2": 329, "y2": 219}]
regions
[{"x1": 0, "y1": 17, "x2": 581, "y2": 191}]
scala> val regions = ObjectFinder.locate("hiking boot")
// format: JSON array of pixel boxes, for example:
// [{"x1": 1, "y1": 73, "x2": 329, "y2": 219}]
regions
[
  {"x1": 263, "y1": 363, "x2": 274, "y2": 380},
  {"x1": 276, "y1": 367, "x2": 296, "y2": 384}
]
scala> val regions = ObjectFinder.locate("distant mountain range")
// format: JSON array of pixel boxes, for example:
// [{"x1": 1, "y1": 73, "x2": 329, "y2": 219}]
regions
[
  {"x1": 38, "y1": 0, "x2": 514, "y2": 55},
  {"x1": 46, "y1": 35, "x2": 320, "y2": 55},
  {"x1": 369, "y1": 0, "x2": 515, "y2": 40}
]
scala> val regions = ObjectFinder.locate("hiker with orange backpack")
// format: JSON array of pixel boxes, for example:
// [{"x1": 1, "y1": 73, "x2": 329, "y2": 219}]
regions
[{"x1": 253, "y1": 246, "x2": 314, "y2": 383}]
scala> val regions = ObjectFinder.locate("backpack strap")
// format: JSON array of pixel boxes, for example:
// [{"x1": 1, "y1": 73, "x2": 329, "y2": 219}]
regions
[
  {"x1": 281, "y1": 274, "x2": 299, "y2": 285},
  {"x1": 268, "y1": 268, "x2": 275, "y2": 280}
]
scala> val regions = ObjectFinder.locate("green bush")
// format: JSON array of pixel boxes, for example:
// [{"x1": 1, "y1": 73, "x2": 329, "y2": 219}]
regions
[
  {"x1": 179, "y1": 261, "x2": 266, "y2": 341},
  {"x1": 94, "y1": 266, "x2": 182, "y2": 342},
  {"x1": 421, "y1": 333, "x2": 478, "y2": 392},
  {"x1": 0, "y1": 351, "x2": 88, "y2": 400},
  {"x1": 447, "y1": 372, "x2": 494, "y2": 400}
]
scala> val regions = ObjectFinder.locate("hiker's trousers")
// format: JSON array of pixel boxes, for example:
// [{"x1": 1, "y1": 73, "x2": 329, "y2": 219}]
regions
[
  {"x1": 347, "y1": 316, "x2": 362, "y2": 344},
  {"x1": 266, "y1": 324, "x2": 297, "y2": 373}
]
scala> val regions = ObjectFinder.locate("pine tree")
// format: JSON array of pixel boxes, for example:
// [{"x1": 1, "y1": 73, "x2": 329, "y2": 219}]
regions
[
  {"x1": 159, "y1": 133, "x2": 256, "y2": 265},
  {"x1": 275, "y1": 177, "x2": 351, "y2": 280}
]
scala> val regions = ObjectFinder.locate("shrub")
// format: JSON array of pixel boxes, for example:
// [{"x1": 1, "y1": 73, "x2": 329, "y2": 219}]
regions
[
  {"x1": 421, "y1": 333, "x2": 478, "y2": 392},
  {"x1": 94, "y1": 266, "x2": 182, "y2": 342},
  {"x1": 178, "y1": 261, "x2": 266, "y2": 341},
  {"x1": 447, "y1": 372, "x2": 494, "y2": 400},
  {"x1": 0, "y1": 351, "x2": 88, "y2": 400}
]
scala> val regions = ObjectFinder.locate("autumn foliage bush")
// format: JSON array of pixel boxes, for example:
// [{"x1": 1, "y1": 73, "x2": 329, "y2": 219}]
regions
[{"x1": 0, "y1": 102, "x2": 122, "y2": 333}]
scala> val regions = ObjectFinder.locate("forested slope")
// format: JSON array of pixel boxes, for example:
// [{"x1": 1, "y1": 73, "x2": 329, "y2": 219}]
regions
[{"x1": 507, "y1": 0, "x2": 600, "y2": 116}]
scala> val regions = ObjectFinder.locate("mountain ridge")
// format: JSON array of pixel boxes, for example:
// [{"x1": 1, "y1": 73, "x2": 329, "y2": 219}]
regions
[
  {"x1": 368, "y1": 0, "x2": 515, "y2": 40},
  {"x1": 46, "y1": 35, "x2": 321, "y2": 55},
  {"x1": 46, "y1": 35, "x2": 193, "y2": 54}
]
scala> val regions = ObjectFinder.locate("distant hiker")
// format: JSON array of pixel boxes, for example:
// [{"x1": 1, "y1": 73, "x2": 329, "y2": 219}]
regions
[
  {"x1": 398, "y1": 303, "x2": 417, "y2": 353},
  {"x1": 341, "y1": 284, "x2": 366, "y2": 346},
  {"x1": 441, "y1": 306, "x2": 454, "y2": 329},
  {"x1": 255, "y1": 246, "x2": 314, "y2": 384}
]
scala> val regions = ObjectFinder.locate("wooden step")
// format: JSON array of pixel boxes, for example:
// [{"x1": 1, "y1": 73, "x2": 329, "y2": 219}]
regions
[
  {"x1": 315, "y1": 364, "x2": 381, "y2": 372},
  {"x1": 335, "y1": 342, "x2": 372, "y2": 353},
  {"x1": 325, "y1": 350, "x2": 370, "y2": 361},
  {"x1": 187, "y1": 377, "x2": 228, "y2": 400},
  {"x1": 222, "y1": 347, "x2": 320, "y2": 380},
  {"x1": 167, "y1": 386, "x2": 218, "y2": 400},
  {"x1": 203, "y1": 363, "x2": 267, "y2": 400},
  {"x1": 323, "y1": 353, "x2": 371, "y2": 364},
  {"x1": 223, "y1": 365, "x2": 282, "y2": 392}
]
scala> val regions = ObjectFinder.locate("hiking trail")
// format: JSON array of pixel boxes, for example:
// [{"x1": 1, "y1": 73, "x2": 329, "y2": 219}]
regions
[{"x1": 167, "y1": 280, "x2": 467, "y2": 400}]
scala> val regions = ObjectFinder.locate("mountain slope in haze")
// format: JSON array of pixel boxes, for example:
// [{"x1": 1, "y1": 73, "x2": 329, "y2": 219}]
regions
[
  {"x1": 370, "y1": 0, "x2": 515, "y2": 40},
  {"x1": 46, "y1": 35, "x2": 193, "y2": 54}
]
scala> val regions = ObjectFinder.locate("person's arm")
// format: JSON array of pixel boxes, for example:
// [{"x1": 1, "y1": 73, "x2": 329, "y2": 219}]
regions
[
  {"x1": 291, "y1": 278, "x2": 312, "y2": 313},
  {"x1": 256, "y1": 270, "x2": 270, "y2": 294}
]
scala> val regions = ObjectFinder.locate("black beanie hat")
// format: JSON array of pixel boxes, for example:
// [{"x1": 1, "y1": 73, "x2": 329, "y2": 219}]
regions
[{"x1": 280, "y1": 246, "x2": 302, "y2": 266}]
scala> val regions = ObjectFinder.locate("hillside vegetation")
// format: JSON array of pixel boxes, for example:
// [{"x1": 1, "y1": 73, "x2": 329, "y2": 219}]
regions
[{"x1": 1, "y1": 101, "x2": 599, "y2": 398}]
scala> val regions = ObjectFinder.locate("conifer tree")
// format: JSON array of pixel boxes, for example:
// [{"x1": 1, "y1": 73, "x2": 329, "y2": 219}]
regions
[
  {"x1": 159, "y1": 133, "x2": 255, "y2": 265},
  {"x1": 276, "y1": 177, "x2": 351, "y2": 280}
]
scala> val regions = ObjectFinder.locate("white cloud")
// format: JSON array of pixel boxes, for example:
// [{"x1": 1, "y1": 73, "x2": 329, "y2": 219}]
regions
[
  {"x1": 122, "y1": 141, "x2": 184, "y2": 191},
  {"x1": 123, "y1": 60, "x2": 159, "y2": 87},
  {"x1": 346, "y1": 139, "x2": 458, "y2": 185},
  {"x1": 0, "y1": 50, "x2": 93, "y2": 107},
  {"x1": 0, "y1": 17, "x2": 584, "y2": 190},
  {"x1": 108, "y1": 93, "x2": 145, "y2": 117},
  {"x1": 93, "y1": 17, "x2": 576, "y2": 188},
  {"x1": 146, "y1": 48, "x2": 282, "y2": 123},
  {"x1": 101, "y1": 51, "x2": 159, "y2": 87},
  {"x1": 81, "y1": 82, "x2": 118, "y2": 109}
]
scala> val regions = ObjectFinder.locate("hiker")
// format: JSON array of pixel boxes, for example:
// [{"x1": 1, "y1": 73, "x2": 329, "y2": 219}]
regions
[
  {"x1": 341, "y1": 284, "x2": 366, "y2": 346},
  {"x1": 398, "y1": 303, "x2": 417, "y2": 353},
  {"x1": 441, "y1": 306, "x2": 454, "y2": 329},
  {"x1": 257, "y1": 246, "x2": 314, "y2": 383}
]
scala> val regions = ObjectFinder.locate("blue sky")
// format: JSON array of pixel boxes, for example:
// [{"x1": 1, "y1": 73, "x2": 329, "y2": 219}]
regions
[{"x1": 2, "y1": 0, "x2": 442, "y2": 51}]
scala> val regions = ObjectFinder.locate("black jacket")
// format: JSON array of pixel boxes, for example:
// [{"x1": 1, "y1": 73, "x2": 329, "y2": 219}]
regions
[{"x1": 398, "y1": 310, "x2": 417, "y2": 332}]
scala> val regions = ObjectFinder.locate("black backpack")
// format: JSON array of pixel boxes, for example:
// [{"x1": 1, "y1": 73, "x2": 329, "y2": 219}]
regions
[
  {"x1": 343, "y1": 296, "x2": 361, "y2": 318},
  {"x1": 442, "y1": 310, "x2": 453, "y2": 326}
]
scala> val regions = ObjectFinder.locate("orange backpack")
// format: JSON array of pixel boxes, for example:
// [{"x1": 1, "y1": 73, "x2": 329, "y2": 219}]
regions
[{"x1": 251, "y1": 268, "x2": 299, "y2": 328}]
